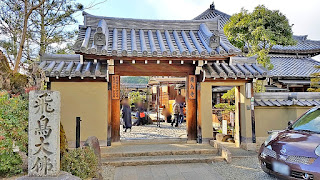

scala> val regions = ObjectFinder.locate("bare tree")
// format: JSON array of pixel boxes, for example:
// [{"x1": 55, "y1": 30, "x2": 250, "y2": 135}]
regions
[{"x1": 13, "y1": 0, "x2": 46, "y2": 73}]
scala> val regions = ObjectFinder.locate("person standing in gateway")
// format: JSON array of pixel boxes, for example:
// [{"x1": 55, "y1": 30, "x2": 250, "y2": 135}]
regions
[
  {"x1": 171, "y1": 97, "x2": 180, "y2": 127},
  {"x1": 122, "y1": 98, "x2": 132, "y2": 132}
]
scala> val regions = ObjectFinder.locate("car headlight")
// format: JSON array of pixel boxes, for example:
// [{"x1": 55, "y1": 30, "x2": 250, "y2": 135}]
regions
[
  {"x1": 264, "y1": 132, "x2": 279, "y2": 146},
  {"x1": 315, "y1": 145, "x2": 320, "y2": 156}
]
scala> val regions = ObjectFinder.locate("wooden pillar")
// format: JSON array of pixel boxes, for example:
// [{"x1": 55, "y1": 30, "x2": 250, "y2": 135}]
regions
[
  {"x1": 111, "y1": 75, "x2": 120, "y2": 142},
  {"x1": 186, "y1": 75, "x2": 197, "y2": 141},
  {"x1": 239, "y1": 85, "x2": 254, "y2": 150},
  {"x1": 197, "y1": 83, "x2": 202, "y2": 143},
  {"x1": 200, "y1": 82, "x2": 213, "y2": 140},
  {"x1": 234, "y1": 86, "x2": 241, "y2": 147},
  {"x1": 107, "y1": 82, "x2": 112, "y2": 146}
]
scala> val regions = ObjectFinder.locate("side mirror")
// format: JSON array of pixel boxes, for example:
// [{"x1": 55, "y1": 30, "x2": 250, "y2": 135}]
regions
[{"x1": 288, "y1": 120, "x2": 294, "y2": 126}]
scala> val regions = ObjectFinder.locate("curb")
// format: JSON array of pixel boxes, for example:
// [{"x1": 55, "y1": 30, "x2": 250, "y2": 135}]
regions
[{"x1": 209, "y1": 140, "x2": 232, "y2": 163}]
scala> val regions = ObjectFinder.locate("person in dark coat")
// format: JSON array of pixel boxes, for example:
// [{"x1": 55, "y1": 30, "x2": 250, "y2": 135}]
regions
[
  {"x1": 122, "y1": 98, "x2": 132, "y2": 132},
  {"x1": 134, "y1": 101, "x2": 146, "y2": 126},
  {"x1": 179, "y1": 99, "x2": 185, "y2": 124}
]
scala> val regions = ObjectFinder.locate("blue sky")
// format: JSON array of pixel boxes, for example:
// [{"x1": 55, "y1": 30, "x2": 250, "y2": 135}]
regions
[{"x1": 76, "y1": 0, "x2": 320, "y2": 40}]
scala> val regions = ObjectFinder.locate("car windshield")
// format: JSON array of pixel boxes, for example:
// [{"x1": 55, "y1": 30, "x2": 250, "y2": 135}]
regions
[{"x1": 291, "y1": 108, "x2": 320, "y2": 133}]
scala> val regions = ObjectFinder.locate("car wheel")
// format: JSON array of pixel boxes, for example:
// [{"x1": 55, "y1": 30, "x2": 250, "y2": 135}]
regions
[{"x1": 260, "y1": 161, "x2": 271, "y2": 175}]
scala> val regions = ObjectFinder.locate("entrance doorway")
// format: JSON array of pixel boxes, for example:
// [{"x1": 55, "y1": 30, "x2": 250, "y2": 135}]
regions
[
  {"x1": 212, "y1": 86, "x2": 236, "y2": 143},
  {"x1": 119, "y1": 76, "x2": 187, "y2": 140}
]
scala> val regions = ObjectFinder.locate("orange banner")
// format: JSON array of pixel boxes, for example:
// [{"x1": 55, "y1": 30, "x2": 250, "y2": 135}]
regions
[
  {"x1": 188, "y1": 75, "x2": 196, "y2": 99},
  {"x1": 112, "y1": 75, "x2": 120, "y2": 99}
]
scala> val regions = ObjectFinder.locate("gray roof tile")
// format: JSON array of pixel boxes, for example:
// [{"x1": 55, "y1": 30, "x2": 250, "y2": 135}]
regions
[
  {"x1": 40, "y1": 54, "x2": 108, "y2": 78},
  {"x1": 269, "y1": 57, "x2": 320, "y2": 77},
  {"x1": 203, "y1": 62, "x2": 268, "y2": 79},
  {"x1": 73, "y1": 12, "x2": 241, "y2": 57},
  {"x1": 254, "y1": 92, "x2": 320, "y2": 107}
]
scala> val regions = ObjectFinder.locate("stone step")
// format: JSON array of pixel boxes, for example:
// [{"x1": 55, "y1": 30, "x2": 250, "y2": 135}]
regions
[
  {"x1": 119, "y1": 138, "x2": 187, "y2": 145},
  {"x1": 101, "y1": 154, "x2": 224, "y2": 167},
  {"x1": 101, "y1": 148, "x2": 218, "y2": 158}
]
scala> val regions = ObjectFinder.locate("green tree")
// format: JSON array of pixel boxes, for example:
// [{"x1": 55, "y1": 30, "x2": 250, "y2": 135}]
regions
[
  {"x1": 0, "y1": 0, "x2": 44, "y2": 67},
  {"x1": 129, "y1": 91, "x2": 146, "y2": 106},
  {"x1": 30, "y1": 0, "x2": 84, "y2": 56},
  {"x1": 224, "y1": 5, "x2": 296, "y2": 70},
  {"x1": 221, "y1": 87, "x2": 235, "y2": 100},
  {"x1": 121, "y1": 76, "x2": 149, "y2": 84},
  {"x1": 214, "y1": 87, "x2": 236, "y2": 113},
  {"x1": 0, "y1": 0, "x2": 105, "y2": 72}
]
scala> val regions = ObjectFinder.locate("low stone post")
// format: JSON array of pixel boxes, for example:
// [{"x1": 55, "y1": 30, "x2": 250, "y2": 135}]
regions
[{"x1": 19, "y1": 90, "x2": 80, "y2": 179}]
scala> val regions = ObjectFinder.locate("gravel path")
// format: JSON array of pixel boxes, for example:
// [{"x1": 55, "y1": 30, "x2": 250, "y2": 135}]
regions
[
  {"x1": 209, "y1": 157, "x2": 279, "y2": 180},
  {"x1": 120, "y1": 122, "x2": 187, "y2": 140},
  {"x1": 103, "y1": 157, "x2": 279, "y2": 180}
]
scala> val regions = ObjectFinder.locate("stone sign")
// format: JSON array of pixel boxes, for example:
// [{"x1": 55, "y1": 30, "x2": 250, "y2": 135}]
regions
[
  {"x1": 28, "y1": 91, "x2": 60, "y2": 177},
  {"x1": 222, "y1": 120, "x2": 228, "y2": 135}
]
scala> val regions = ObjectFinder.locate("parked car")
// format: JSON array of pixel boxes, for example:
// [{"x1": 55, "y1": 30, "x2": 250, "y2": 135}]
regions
[{"x1": 258, "y1": 106, "x2": 320, "y2": 180}]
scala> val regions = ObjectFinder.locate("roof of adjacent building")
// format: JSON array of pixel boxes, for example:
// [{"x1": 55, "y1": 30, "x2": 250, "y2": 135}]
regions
[
  {"x1": 73, "y1": 12, "x2": 241, "y2": 58},
  {"x1": 254, "y1": 92, "x2": 320, "y2": 106},
  {"x1": 121, "y1": 83, "x2": 148, "y2": 89},
  {"x1": 149, "y1": 77, "x2": 186, "y2": 85},
  {"x1": 269, "y1": 56, "x2": 320, "y2": 78},
  {"x1": 203, "y1": 56, "x2": 269, "y2": 79},
  {"x1": 264, "y1": 85, "x2": 289, "y2": 92},
  {"x1": 193, "y1": 2, "x2": 231, "y2": 30},
  {"x1": 39, "y1": 54, "x2": 108, "y2": 79},
  {"x1": 194, "y1": 3, "x2": 320, "y2": 56}
]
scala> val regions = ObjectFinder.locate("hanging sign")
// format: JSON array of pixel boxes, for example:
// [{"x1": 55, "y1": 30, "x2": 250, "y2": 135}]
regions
[
  {"x1": 112, "y1": 75, "x2": 120, "y2": 99},
  {"x1": 188, "y1": 75, "x2": 196, "y2": 99}
]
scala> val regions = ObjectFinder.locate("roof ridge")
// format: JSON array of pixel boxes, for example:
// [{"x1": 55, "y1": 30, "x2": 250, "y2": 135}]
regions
[{"x1": 83, "y1": 11, "x2": 219, "y2": 24}]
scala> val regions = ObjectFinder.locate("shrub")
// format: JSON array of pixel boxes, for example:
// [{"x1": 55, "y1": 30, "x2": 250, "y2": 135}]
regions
[
  {"x1": 60, "y1": 123, "x2": 68, "y2": 157},
  {"x1": 0, "y1": 90, "x2": 69, "y2": 177},
  {"x1": 61, "y1": 147, "x2": 98, "y2": 179},
  {"x1": 0, "y1": 91, "x2": 28, "y2": 177},
  {"x1": 0, "y1": 137, "x2": 23, "y2": 177},
  {"x1": 0, "y1": 91, "x2": 28, "y2": 152}
]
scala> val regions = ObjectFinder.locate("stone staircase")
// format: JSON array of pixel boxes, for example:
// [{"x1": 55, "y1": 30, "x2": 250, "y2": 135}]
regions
[{"x1": 101, "y1": 143, "x2": 223, "y2": 167}]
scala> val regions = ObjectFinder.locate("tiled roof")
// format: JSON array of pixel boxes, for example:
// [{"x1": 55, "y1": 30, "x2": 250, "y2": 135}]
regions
[
  {"x1": 203, "y1": 61, "x2": 268, "y2": 79},
  {"x1": 39, "y1": 54, "x2": 108, "y2": 79},
  {"x1": 193, "y1": 3, "x2": 230, "y2": 30},
  {"x1": 194, "y1": 3, "x2": 320, "y2": 55},
  {"x1": 264, "y1": 85, "x2": 289, "y2": 92},
  {"x1": 73, "y1": 12, "x2": 240, "y2": 58},
  {"x1": 254, "y1": 92, "x2": 320, "y2": 107},
  {"x1": 269, "y1": 57, "x2": 320, "y2": 78},
  {"x1": 270, "y1": 35, "x2": 320, "y2": 54}
]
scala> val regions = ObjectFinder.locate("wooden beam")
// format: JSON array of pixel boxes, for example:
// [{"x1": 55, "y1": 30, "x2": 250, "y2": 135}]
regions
[
  {"x1": 111, "y1": 75, "x2": 120, "y2": 142},
  {"x1": 49, "y1": 77, "x2": 107, "y2": 82},
  {"x1": 186, "y1": 75, "x2": 197, "y2": 141},
  {"x1": 79, "y1": 53, "x2": 234, "y2": 61},
  {"x1": 204, "y1": 79, "x2": 250, "y2": 83},
  {"x1": 114, "y1": 63, "x2": 195, "y2": 76}
]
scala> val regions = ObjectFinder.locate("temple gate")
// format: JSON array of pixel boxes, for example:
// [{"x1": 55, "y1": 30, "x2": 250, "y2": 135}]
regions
[{"x1": 40, "y1": 12, "x2": 268, "y2": 149}]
